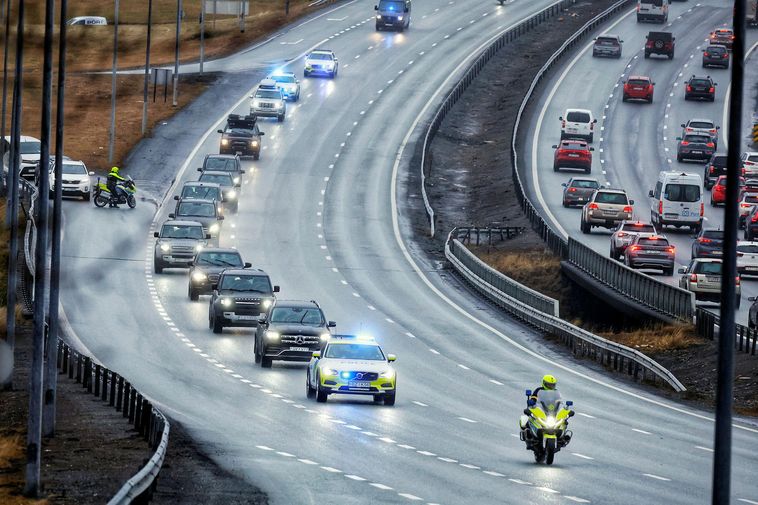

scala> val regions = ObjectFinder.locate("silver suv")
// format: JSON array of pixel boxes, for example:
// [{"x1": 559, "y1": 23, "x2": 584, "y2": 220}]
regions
[
  {"x1": 678, "y1": 258, "x2": 741, "y2": 306},
  {"x1": 153, "y1": 220, "x2": 209, "y2": 274},
  {"x1": 580, "y1": 189, "x2": 634, "y2": 234},
  {"x1": 250, "y1": 79, "x2": 286, "y2": 122}
]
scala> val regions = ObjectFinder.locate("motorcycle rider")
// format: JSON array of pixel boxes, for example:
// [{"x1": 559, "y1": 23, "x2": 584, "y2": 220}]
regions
[
  {"x1": 520, "y1": 374, "x2": 573, "y2": 445},
  {"x1": 527, "y1": 374, "x2": 558, "y2": 406},
  {"x1": 106, "y1": 166, "x2": 126, "y2": 207}
]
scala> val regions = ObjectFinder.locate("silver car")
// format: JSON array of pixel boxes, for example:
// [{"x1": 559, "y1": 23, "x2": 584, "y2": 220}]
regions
[
  {"x1": 250, "y1": 79, "x2": 286, "y2": 122},
  {"x1": 592, "y1": 35, "x2": 623, "y2": 58},
  {"x1": 268, "y1": 72, "x2": 300, "y2": 102},
  {"x1": 153, "y1": 220, "x2": 209, "y2": 274}
]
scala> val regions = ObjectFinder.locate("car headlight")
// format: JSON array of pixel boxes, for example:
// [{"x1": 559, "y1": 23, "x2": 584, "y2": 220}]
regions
[
  {"x1": 195, "y1": 244, "x2": 204, "y2": 252},
  {"x1": 321, "y1": 367, "x2": 338, "y2": 376},
  {"x1": 277, "y1": 102, "x2": 283, "y2": 109},
  {"x1": 252, "y1": 100, "x2": 261, "y2": 108},
  {"x1": 226, "y1": 190, "x2": 237, "y2": 200},
  {"x1": 379, "y1": 369, "x2": 395, "y2": 378},
  {"x1": 160, "y1": 243, "x2": 170, "y2": 252},
  {"x1": 221, "y1": 139, "x2": 229, "y2": 146},
  {"x1": 398, "y1": 16, "x2": 403, "y2": 20},
  {"x1": 83, "y1": 185, "x2": 89, "y2": 191},
  {"x1": 192, "y1": 271, "x2": 207, "y2": 282},
  {"x1": 265, "y1": 330, "x2": 280, "y2": 340},
  {"x1": 262, "y1": 299, "x2": 272, "y2": 309},
  {"x1": 220, "y1": 297, "x2": 233, "y2": 307},
  {"x1": 319, "y1": 333, "x2": 330, "y2": 342},
  {"x1": 251, "y1": 140, "x2": 259, "y2": 148},
  {"x1": 209, "y1": 223, "x2": 220, "y2": 234},
  {"x1": 233, "y1": 176, "x2": 240, "y2": 184}
]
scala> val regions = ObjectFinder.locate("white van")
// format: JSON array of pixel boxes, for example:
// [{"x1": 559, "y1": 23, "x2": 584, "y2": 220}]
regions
[
  {"x1": 649, "y1": 171, "x2": 703, "y2": 232},
  {"x1": 559, "y1": 108, "x2": 597, "y2": 143},
  {"x1": 637, "y1": 0, "x2": 669, "y2": 24}
]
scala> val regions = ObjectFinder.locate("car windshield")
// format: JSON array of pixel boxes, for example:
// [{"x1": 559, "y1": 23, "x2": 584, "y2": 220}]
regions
[
  {"x1": 638, "y1": 237, "x2": 669, "y2": 246},
  {"x1": 270, "y1": 75, "x2": 295, "y2": 83},
  {"x1": 219, "y1": 275, "x2": 270, "y2": 292},
  {"x1": 688, "y1": 121, "x2": 714, "y2": 129},
  {"x1": 161, "y1": 225, "x2": 204, "y2": 239},
  {"x1": 20, "y1": 141, "x2": 40, "y2": 154},
  {"x1": 61, "y1": 162, "x2": 87, "y2": 175},
  {"x1": 378, "y1": 0, "x2": 405, "y2": 10},
  {"x1": 199, "y1": 173, "x2": 233, "y2": 186},
  {"x1": 178, "y1": 202, "x2": 215, "y2": 217},
  {"x1": 256, "y1": 90, "x2": 281, "y2": 99},
  {"x1": 535, "y1": 390, "x2": 563, "y2": 412},
  {"x1": 628, "y1": 79, "x2": 649, "y2": 86},
  {"x1": 684, "y1": 135, "x2": 711, "y2": 144},
  {"x1": 195, "y1": 252, "x2": 242, "y2": 267},
  {"x1": 703, "y1": 230, "x2": 724, "y2": 240},
  {"x1": 665, "y1": 184, "x2": 700, "y2": 203},
  {"x1": 325, "y1": 343, "x2": 385, "y2": 360},
  {"x1": 572, "y1": 180, "x2": 599, "y2": 189},
  {"x1": 646, "y1": 0, "x2": 664, "y2": 6},
  {"x1": 595, "y1": 192, "x2": 628, "y2": 205},
  {"x1": 738, "y1": 244, "x2": 758, "y2": 254},
  {"x1": 690, "y1": 79, "x2": 711, "y2": 87},
  {"x1": 181, "y1": 185, "x2": 220, "y2": 200},
  {"x1": 623, "y1": 223, "x2": 655, "y2": 233},
  {"x1": 204, "y1": 158, "x2": 237, "y2": 172},
  {"x1": 566, "y1": 111, "x2": 590, "y2": 123},
  {"x1": 596, "y1": 37, "x2": 618, "y2": 46},
  {"x1": 693, "y1": 261, "x2": 722, "y2": 275},
  {"x1": 309, "y1": 53, "x2": 332, "y2": 61},
  {"x1": 270, "y1": 307, "x2": 324, "y2": 325}
]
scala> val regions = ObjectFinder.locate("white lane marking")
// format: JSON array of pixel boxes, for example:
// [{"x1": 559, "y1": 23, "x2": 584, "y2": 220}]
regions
[
  {"x1": 643, "y1": 473, "x2": 671, "y2": 482},
  {"x1": 564, "y1": 497, "x2": 592, "y2": 503},
  {"x1": 276, "y1": 451, "x2": 295, "y2": 457},
  {"x1": 412, "y1": 401, "x2": 428, "y2": 407},
  {"x1": 298, "y1": 458, "x2": 318, "y2": 464},
  {"x1": 370, "y1": 483, "x2": 394, "y2": 490},
  {"x1": 457, "y1": 417, "x2": 477, "y2": 423},
  {"x1": 535, "y1": 487, "x2": 559, "y2": 494},
  {"x1": 345, "y1": 474, "x2": 366, "y2": 481},
  {"x1": 483, "y1": 470, "x2": 505, "y2": 477},
  {"x1": 489, "y1": 379, "x2": 504, "y2": 385},
  {"x1": 437, "y1": 457, "x2": 457, "y2": 463},
  {"x1": 321, "y1": 466, "x2": 342, "y2": 473},
  {"x1": 417, "y1": 450, "x2": 436, "y2": 456},
  {"x1": 572, "y1": 452, "x2": 594, "y2": 460},
  {"x1": 530, "y1": 6, "x2": 636, "y2": 239},
  {"x1": 345, "y1": 424, "x2": 362, "y2": 430},
  {"x1": 397, "y1": 444, "x2": 416, "y2": 450},
  {"x1": 429, "y1": 348, "x2": 440, "y2": 354},
  {"x1": 695, "y1": 445, "x2": 714, "y2": 452},
  {"x1": 738, "y1": 500, "x2": 758, "y2": 505},
  {"x1": 379, "y1": 437, "x2": 397, "y2": 444},
  {"x1": 398, "y1": 493, "x2": 423, "y2": 501},
  {"x1": 508, "y1": 479, "x2": 532, "y2": 485},
  {"x1": 405, "y1": 332, "x2": 416, "y2": 338},
  {"x1": 459, "y1": 463, "x2": 480, "y2": 469},
  {"x1": 256, "y1": 445, "x2": 274, "y2": 451},
  {"x1": 362, "y1": 431, "x2": 379, "y2": 437},
  {"x1": 457, "y1": 363, "x2": 470, "y2": 370},
  {"x1": 632, "y1": 428, "x2": 652, "y2": 435}
]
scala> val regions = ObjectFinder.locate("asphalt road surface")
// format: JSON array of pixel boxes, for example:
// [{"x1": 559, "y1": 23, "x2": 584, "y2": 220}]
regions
[{"x1": 56, "y1": 1, "x2": 758, "y2": 504}]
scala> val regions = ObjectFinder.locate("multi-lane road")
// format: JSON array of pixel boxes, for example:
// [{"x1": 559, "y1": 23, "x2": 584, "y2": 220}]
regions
[
  {"x1": 523, "y1": 0, "x2": 758, "y2": 321},
  {"x1": 54, "y1": 1, "x2": 758, "y2": 504}
]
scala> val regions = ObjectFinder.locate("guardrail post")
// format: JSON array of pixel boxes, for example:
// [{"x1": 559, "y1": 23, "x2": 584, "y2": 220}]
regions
[
  {"x1": 101, "y1": 369, "x2": 108, "y2": 402},
  {"x1": 110, "y1": 371, "x2": 118, "y2": 406},
  {"x1": 94, "y1": 364, "x2": 101, "y2": 397},
  {"x1": 84, "y1": 357, "x2": 92, "y2": 392},
  {"x1": 119, "y1": 380, "x2": 127, "y2": 415},
  {"x1": 75, "y1": 353, "x2": 82, "y2": 383},
  {"x1": 56, "y1": 341, "x2": 63, "y2": 370},
  {"x1": 129, "y1": 387, "x2": 137, "y2": 424},
  {"x1": 134, "y1": 393, "x2": 142, "y2": 430},
  {"x1": 141, "y1": 399, "x2": 150, "y2": 439},
  {"x1": 61, "y1": 345, "x2": 69, "y2": 373}
]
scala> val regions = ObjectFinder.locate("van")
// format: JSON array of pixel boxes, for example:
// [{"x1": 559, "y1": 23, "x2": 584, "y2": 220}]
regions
[
  {"x1": 375, "y1": 0, "x2": 411, "y2": 32},
  {"x1": 637, "y1": 0, "x2": 669, "y2": 23},
  {"x1": 649, "y1": 171, "x2": 703, "y2": 232},
  {"x1": 559, "y1": 109, "x2": 597, "y2": 143}
]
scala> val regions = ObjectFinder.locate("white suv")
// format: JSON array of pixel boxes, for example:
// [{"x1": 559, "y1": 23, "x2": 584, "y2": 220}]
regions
[
  {"x1": 249, "y1": 79, "x2": 286, "y2": 123},
  {"x1": 49, "y1": 158, "x2": 94, "y2": 201},
  {"x1": 559, "y1": 109, "x2": 597, "y2": 143}
]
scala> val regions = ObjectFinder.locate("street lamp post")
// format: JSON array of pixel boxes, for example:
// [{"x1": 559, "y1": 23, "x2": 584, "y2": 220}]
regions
[
  {"x1": 108, "y1": 0, "x2": 119, "y2": 164},
  {"x1": 172, "y1": 0, "x2": 182, "y2": 106},
  {"x1": 141, "y1": 0, "x2": 154, "y2": 135}
]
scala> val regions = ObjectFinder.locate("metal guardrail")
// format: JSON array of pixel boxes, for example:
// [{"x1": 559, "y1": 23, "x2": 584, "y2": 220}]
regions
[
  {"x1": 54, "y1": 339, "x2": 170, "y2": 505},
  {"x1": 19, "y1": 178, "x2": 37, "y2": 277},
  {"x1": 696, "y1": 308, "x2": 757, "y2": 356},
  {"x1": 451, "y1": 226, "x2": 525, "y2": 246},
  {"x1": 567, "y1": 238, "x2": 695, "y2": 322},
  {"x1": 419, "y1": 0, "x2": 578, "y2": 238},
  {"x1": 446, "y1": 235, "x2": 686, "y2": 392}
]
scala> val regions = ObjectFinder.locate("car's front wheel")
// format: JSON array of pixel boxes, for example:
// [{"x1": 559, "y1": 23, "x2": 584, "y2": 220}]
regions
[
  {"x1": 212, "y1": 314, "x2": 223, "y2": 334},
  {"x1": 154, "y1": 260, "x2": 163, "y2": 274},
  {"x1": 383, "y1": 391, "x2": 396, "y2": 406},
  {"x1": 189, "y1": 284, "x2": 199, "y2": 301},
  {"x1": 306, "y1": 372, "x2": 316, "y2": 398}
]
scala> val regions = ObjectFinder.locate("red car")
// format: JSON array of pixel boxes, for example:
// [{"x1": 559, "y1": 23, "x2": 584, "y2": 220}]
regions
[
  {"x1": 710, "y1": 175, "x2": 745, "y2": 206},
  {"x1": 622, "y1": 76, "x2": 655, "y2": 103},
  {"x1": 552, "y1": 140, "x2": 593, "y2": 173}
]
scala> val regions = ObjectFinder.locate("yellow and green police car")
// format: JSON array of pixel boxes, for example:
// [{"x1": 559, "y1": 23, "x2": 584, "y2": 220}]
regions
[{"x1": 306, "y1": 335, "x2": 397, "y2": 405}]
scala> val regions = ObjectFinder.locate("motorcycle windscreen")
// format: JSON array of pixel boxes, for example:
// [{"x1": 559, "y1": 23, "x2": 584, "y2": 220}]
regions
[{"x1": 536, "y1": 390, "x2": 563, "y2": 414}]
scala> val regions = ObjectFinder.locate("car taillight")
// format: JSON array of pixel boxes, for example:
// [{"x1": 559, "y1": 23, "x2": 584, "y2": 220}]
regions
[
  {"x1": 699, "y1": 237, "x2": 712, "y2": 243},
  {"x1": 588, "y1": 203, "x2": 599, "y2": 210},
  {"x1": 629, "y1": 246, "x2": 640, "y2": 252},
  {"x1": 700, "y1": 203, "x2": 704, "y2": 216},
  {"x1": 704, "y1": 52, "x2": 710, "y2": 57},
  {"x1": 752, "y1": 213, "x2": 758, "y2": 223},
  {"x1": 686, "y1": 85, "x2": 692, "y2": 92},
  {"x1": 743, "y1": 167, "x2": 747, "y2": 176},
  {"x1": 562, "y1": 120, "x2": 566, "y2": 128},
  {"x1": 623, "y1": 205, "x2": 633, "y2": 213},
  {"x1": 667, "y1": 247, "x2": 675, "y2": 253},
  {"x1": 568, "y1": 187, "x2": 577, "y2": 192},
  {"x1": 741, "y1": 202, "x2": 752, "y2": 208},
  {"x1": 707, "y1": 142, "x2": 715, "y2": 148},
  {"x1": 659, "y1": 201, "x2": 663, "y2": 215},
  {"x1": 736, "y1": 276, "x2": 741, "y2": 286},
  {"x1": 709, "y1": 166, "x2": 716, "y2": 174},
  {"x1": 690, "y1": 273, "x2": 698, "y2": 282},
  {"x1": 681, "y1": 141, "x2": 689, "y2": 146},
  {"x1": 617, "y1": 232, "x2": 626, "y2": 237},
  {"x1": 709, "y1": 87, "x2": 715, "y2": 93},
  {"x1": 709, "y1": 129, "x2": 717, "y2": 134},
  {"x1": 724, "y1": 54, "x2": 729, "y2": 58}
]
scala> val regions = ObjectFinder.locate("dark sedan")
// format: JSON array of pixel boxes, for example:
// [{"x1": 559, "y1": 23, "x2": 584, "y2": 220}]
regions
[
  {"x1": 561, "y1": 177, "x2": 600, "y2": 207},
  {"x1": 691, "y1": 228, "x2": 724, "y2": 258},
  {"x1": 624, "y1": 235, "x2": 675, "y2": 276},
  {"x1": 702, "y1": 44, "x2": 729, "y2": 68}
]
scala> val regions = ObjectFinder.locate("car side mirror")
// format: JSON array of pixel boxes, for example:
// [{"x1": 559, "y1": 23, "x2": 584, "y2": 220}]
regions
[
  {"x1": 205, "y1": 233, "x2": 211, "y2": 239},
  {"x1": 168, "y1": 213, "x2": 175, "y2": 219},
  {"x1": 218, "y1": 215, "x2": 224, "y2": 220},
  {"x1": 244, "y1": 262, "x2": 252, "y2": 268},
  {"x1": 648, "y1": 190, "x2": 654, "y2": 198},
  {"x1": 680, "y1": 123, "x2": 686, "y2": 127},
  {"x1": 240, "y1": 169, "x2": 246, "y2": 174},
  {"x1": 258, "y1": 316, "x2": 267, "y2": 324},
  {"x1": 561, "y1": 182, "x2": 567, "y2": 187},
  {"x1": 88, "y1": 171, "x2": 95, "y2": 176},
  {"x1": 676, "y1": 137, "x2": 682, "y2": 141},
  {"x1": 716, "y1": 126, "x2": 721, "y2": 130},
  {"x1": 551, "y1": 144, "x2": 558, "y2": 149},
  {"x1": 678, "y1": 267, "x2": 686, "y2": 274},
  {"x1": 652, "y1": 82, "x2": 656, "y2": 85},
  {"x1": 327, "y1": 320, "x2": 336, "y2": 328},
  {"x1": 249, "y1": 94, "x2": 254, "y2": 98},
  {"x1": 312, "y1": 351, "x2": 321, "y2": 359},
  {"x1": 273, "y1": 285, "x2": 280, "y2": 293},
  {"x1": 374, "y1": 4, "x2": 378, "y2": 9},
  {"x1": 197, "y1": 168, "x2": 203, "y2": 172},
  {"x1": 620, "y1": 40, "x2": 624, "y2": 43},
  {"x1": 629, "y1": 199, "x2": 635, "y2": 205},
  {"x1": 153, "y1": 231, "x2": 159, "y2": 238},
  {"x1": 404, "y1": 6, "x2": 409, "y2": 12},
  {"x1": 387, "y1": 354, "x2": 397, "y2": 362},
  {"x1": 589, "y1": 147, "x2": 595, "y2": 152},
  {"x1": 217, "y1": 129, "x2": 223, "y2": 134},
  {"x1": 525, "y1": 389, "x2": 532, "y2": 397},
  {"x1": 593, "y1": 119, "x2": 598, "y2": 123},
  {"x1": 259, "y1": 132, "x2": 265, "y2": 136},
  {"x1": 748, "y1": 296, "x2": 756, "y2": 302},
  {"x1": 558, "y1": 116, "x2": 563, "y2": 121},
  {"x1": 173, "y1": 195, "x2": 180, "y2": 200},
  {"x1": 211, "y1": 283, "x2": 218, "y2": 291}
]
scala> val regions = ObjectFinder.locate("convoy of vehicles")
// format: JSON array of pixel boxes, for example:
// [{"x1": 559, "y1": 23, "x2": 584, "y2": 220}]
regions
[
  {"x1": 218, "y1": 114, "x2": 264, "y2": 159},
  {"x1": 209, "y1": 269, "x2": 279, "y2": 334}
]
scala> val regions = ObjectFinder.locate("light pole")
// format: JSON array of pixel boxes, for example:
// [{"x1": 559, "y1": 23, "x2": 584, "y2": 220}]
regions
[
  {"x1": 108, "y1": 0, "x2": 119, "y2": 164},
  {"x1": 172, "y1": 0, "x2": 182, "y2": 106},
  {"x1": 141, "y1": 0, "x2": 153, "y2": 135},
  {"x1": 1, "y1": 0, "x2": 12, "y2": 198},
  {"x1": 200, "y1": 0, "x2": 205, "y2": 74}
]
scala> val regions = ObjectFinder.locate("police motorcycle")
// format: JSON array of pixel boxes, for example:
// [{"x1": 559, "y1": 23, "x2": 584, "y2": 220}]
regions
[
  {"x1": 519, "y1": 389, "x2": 574, "y2": 464},
  {"x1": 93, "y1": 176, "x2": 137, "y2": 208}
]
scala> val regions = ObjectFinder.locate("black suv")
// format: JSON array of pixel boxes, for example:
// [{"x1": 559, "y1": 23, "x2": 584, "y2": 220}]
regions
[
  {"x1": 201, "y1": 154, "x2": 244, "y2": 183},
  {"x1": 189, "y1": 248, "x2": 251, "y2": 300},
  {"x1": 702, "y1": 44, "x2": 729, "y2": 68},
  {"x1": 254, "y1": 300, "x2": 335, "y2": 368},
  {"x1": 684, "y1": 75, "x2": 716, "y2": 101},
  {"x1": 704, "y1": 153, "x2": 727, "y2": 189},
  {"x1": 218, "y1": 114, "x2": 264, "y2": 160},
  {"x1": 691, "y1": 228, "x2": 724, "y2": 259},
  {"x1": 644, "y1": 31, "x2": 675, "y2": 59},
  {"x1": 209, "y1": 269, "x2": 279, "y2": 334}
]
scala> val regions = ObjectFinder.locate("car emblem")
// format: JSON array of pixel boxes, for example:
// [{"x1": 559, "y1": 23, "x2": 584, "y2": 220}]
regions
[
  {"x1": 356, "y1": 373, "x2": 364, "y2": 380},
  {"x1": 296, "y1": 336, "x2": 304, "y2": 345}
]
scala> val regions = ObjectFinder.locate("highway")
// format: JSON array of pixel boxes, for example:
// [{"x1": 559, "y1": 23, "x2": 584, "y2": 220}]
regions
[
  {"x1": 54, "y1": 1, "x2": 758, "y2": 504},
  {"x1": 523, "y1": 0, "x2": 758, "y2": 322}
]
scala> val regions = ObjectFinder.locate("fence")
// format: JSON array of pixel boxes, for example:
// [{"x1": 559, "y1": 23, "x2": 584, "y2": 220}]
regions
[
  {"x1": 446, "y1": 235, "x2": 686, "y2": 391},
  {"x1": 54, "y1": 339, "x2": 170, "y2": 504},
  {"x1": 419, "y1": 0, "x2": 578, "y2": 238},
  {"x1": 451, "y1": 226, "x2": 525, "y2": 246},
  {"x1": 567, "y1": 238, "x2": 695, "y2": 322},
  {"x1": 696, "y1": 308, "x2": 758, "y2": 356}
]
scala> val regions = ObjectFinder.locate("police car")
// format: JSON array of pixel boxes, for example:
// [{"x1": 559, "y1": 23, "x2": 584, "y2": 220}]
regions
[
  {"x1": 267, "y1": 72, "x2": 301, "y2": 102},
  {"x1": 249, "y1": 79, "x2": 286, "y2": 122},
  {"x1": 306, "y1": 335, "x2": 397, "y2": 405},
  {"x1": 304, "y1": 49, "x2": 339, "y2": 79}
]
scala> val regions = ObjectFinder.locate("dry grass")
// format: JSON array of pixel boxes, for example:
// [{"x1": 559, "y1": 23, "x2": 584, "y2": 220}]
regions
[
  {"x1": 0, "y1": 434, "x2": 48, "y2": 505},
  {"x1": 471, "y1": 247, "x2": 567, "y2": 302},
  {"x1": 595, "y1": 323, "x2": 702, "y2": 352}
]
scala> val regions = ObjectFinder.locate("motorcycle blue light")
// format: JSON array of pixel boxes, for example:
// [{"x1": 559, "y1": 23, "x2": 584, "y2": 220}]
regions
[{"x1": 340, "y1": 372, "x2": 350, "y2": 379}]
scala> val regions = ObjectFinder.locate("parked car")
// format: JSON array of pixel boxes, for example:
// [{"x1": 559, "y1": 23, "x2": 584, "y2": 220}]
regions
[
  {"x1": 691, "y1": 228, "x2": 724, "y2": 258},
  {"x1": 592, "y1": 35, "x2": 623, "y2": 58},
  {"x1": 644, "y1": 31, "x2": 675, "y2": 59},
  {"x1": 47, "y1": 158, "x2": 93, "y2": 201},
  {"x1": 609, "y1": 220, "x2": 657, "y2": 260},
  {"x1": 552, "y1": 140, "x2": 593, "y2": 173},
  {"x1": 702, "y1": 44, "x2": 730, "y2": 68},
  {"x1": 561, "y1": 177, "x2": 600, "y2": 207},
  {"x1": 679, "y1": 258, "x2": 740, "y2": 306},
  {"x1": 622, "y1": 76, "x2": 655, "y2": 103},
  {"x1": 624, "y1": 235, "x2": 675, "y2": 275},
  {"x1": 737, "y1": 241, "x2": 758, "y2": 276}
]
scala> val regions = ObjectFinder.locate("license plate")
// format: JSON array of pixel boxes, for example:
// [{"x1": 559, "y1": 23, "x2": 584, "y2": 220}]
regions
[
  {"x1": 646, "y1": 251, "x2": 662, "y2": 254},
  {"x1": 568, "y1": 153, "x2": 580, "y2": 158},
  {"x1": 289, "y1": 347, "x2": 310, "y2": 352},
  {"x1": 746, "y1": 266, "x2": 758, "y2": 271},
  {"x1": 706, "y1": 276, "x2": 720, "y2": 282},
  {"x1": 236, "y1": 315, "x2": 258, "y2": 320},
  {"x1": 604, "y1": 211, "x2": 617, "y2": 216},
  {"x1": 348, "y1": 381, "x2": 371, "y2": 388},
  {"x1": 691, "y1": 151, "x2": 702, "y2": 154}
]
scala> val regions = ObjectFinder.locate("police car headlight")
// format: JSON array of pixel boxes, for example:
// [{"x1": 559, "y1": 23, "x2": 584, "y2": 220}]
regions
[
  {"x1": 253, "y1": 100, "x2": 261, "y2": 108},
  {"x1": 265, "y1": 330, "x2": 280, "y2": 340},
  {"x1": 262, "y1": 299, "x2": 272, "y2": 309},
  {"x1": 160, "y1": 243, "x2": 170, "y2": 252},
  {"x1": 398, "y1": 16, "x2": 403, "y2": 20},
  {"x1": 251, "y1": 140, "x2": 259, "y2": 148},
  {"x1": 321, "y1": 367, "x2": 338, "y2": 376},
  {"x1": 220, "y1": 297, "x2": 233, "y2": 307},
  {"x1": 221, "y1": 139, "x2": 229, "y2": 146},
  {"x1": 376, "y1": 14, "x2": 381, "y2": 19},
  {"x1": 227, "y1": 190, "x2": 237, "y2": 200},
  {"x1": 233, "y1": 176, "x2": 240, "y2": 184},
  {"x1": 192, "y1": 271, "x2": 207, "y2": 281},
  {"x1": 379, "y1": 369, "x2": 395, "y2": 378},
  {"x1": 319, "y1": 333, "x2": 330, "y2": 342},
  {"x1": 209, "y1": 223, "x2": 220, "y2": 234},
  {"x1": 195, "y1": 244, "x2": 204, "y2": 252}
]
